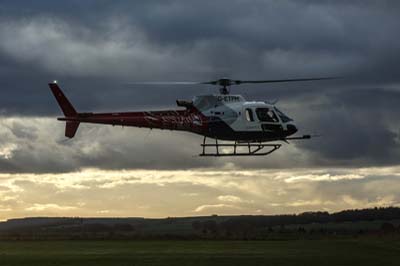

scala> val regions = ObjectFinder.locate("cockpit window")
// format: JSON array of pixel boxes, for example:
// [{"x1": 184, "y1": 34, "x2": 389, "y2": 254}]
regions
[
  {"x1": 245, "y1": 108, "x2": 254, "y2": 122},
  {"x1": 274, "y1": 107, "x2": 293, "y2": 123},
  {"x1": 256, "y1": 108, "x2": 279, "y2": 123}
]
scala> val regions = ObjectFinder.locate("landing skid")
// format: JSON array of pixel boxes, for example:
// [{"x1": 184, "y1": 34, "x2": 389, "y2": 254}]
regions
[{"x1": 200, "y1": 137, "x2": 282, "y2": 157}]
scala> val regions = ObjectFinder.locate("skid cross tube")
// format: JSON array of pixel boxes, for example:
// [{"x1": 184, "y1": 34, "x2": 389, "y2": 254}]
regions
[{"x1": 200, "y1": 137, "x2": 282, "y2": 157}]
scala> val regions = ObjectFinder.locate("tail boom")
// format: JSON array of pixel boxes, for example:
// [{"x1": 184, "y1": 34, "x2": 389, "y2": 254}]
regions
[{"x1": 49, "y1": 82, "x2": 208, "y2": 138}]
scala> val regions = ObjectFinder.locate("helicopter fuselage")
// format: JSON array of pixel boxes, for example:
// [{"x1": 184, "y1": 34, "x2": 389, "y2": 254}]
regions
[{"x1": 51, "y1": 82, "x2": 297, "y2": 142}]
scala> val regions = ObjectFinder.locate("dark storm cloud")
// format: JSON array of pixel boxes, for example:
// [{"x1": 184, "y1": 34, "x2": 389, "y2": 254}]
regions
[
  {"x1": 0, "y1": 117, "x2": 227, "y2": 173},
  {"x1": 1, "y1": 0, "x2": 400, "y2": 171},
  {"x1": 1, "y1": 0, "x2": 400, "y2": 111}
]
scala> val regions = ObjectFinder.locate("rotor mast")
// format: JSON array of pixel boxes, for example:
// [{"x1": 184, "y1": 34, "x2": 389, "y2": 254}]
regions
[{"x1": 218, "y1": 78, "x2": 233, "y2": 95}]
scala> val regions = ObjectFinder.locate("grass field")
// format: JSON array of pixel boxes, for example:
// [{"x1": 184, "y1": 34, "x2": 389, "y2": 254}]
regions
[{"x1": 0, "y1": 239, "x2": 399, "y2": 266}]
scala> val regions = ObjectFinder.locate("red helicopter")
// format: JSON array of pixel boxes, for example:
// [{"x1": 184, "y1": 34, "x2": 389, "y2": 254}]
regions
[{"x1": 49, "y1": 77, "x2": 332, "y2": 156}]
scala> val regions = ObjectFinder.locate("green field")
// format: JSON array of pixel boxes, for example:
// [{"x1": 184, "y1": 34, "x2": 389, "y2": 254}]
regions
[{"x1": 0, "y1": 239, "x2": 399, "y2": 266}]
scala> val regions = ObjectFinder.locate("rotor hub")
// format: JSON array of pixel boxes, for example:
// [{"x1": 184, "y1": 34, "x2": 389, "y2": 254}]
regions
[{"x1": 216, "y1": 78, "x2": 236, "y2": 94}]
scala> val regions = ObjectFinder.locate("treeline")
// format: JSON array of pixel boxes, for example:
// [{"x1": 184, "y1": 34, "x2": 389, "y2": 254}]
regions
[
  {"x1": 1, "y1": 207, "x2": 400, "y2": 240},
  {"x1": 191, "y1": 207, "x2": 400, "y2": 239},
  {"x1": 213, "y1": 206, "x2": 400, "y2": 229}
]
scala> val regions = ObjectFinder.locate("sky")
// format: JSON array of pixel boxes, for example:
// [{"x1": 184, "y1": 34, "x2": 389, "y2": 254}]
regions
[{"x1": 1, "y1": 0, "x2": 400, "y2": 220}]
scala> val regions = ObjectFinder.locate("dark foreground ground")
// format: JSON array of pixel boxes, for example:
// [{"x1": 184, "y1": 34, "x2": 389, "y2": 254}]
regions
[{"x1": 0, "y1": 239, "x2": 399, "y2": 266}]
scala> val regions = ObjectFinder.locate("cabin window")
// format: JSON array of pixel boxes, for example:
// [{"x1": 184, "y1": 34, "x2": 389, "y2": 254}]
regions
[
  {"x1": 245, "y1": 108, "x2": 254, "y2": 122},
  {"x1": 256, "y1": 108, "x2": 279, "y2": 123}
]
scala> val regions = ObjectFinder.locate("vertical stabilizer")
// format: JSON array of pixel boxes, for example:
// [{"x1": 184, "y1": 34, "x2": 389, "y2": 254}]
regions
[
  {"x1": 49, "y1": 82, "x2": 80, "y2": 138},
  {"x1": 49, "y1": 82, "x2": 77, "y2": 117},
  {"x1": 65, "y1": 121, "x2": 80, "y2": 138}
]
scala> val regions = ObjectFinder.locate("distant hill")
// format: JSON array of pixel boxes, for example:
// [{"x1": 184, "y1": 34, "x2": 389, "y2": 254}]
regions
[{"x1": 1, "y1": 207, "x2": 400, "y2": 240}]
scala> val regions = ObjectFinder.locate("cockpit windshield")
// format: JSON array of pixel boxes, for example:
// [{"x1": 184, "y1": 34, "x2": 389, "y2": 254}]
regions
[
  {"x1": 274, "y1": 107, "x2": 293, "y2": 123},
  {"x1": 255, "y1": 108, "x2": 279, "y2": 123}
]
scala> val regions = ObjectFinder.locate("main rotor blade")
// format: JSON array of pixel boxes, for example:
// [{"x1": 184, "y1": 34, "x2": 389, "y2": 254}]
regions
[
  {"x1": 126, "y1": 81, "x2": 207, "y2": 85},
  {"x1": 235, "y1": 77, "x2": 339, "y2": 85},
  {"x1": 125, "y1": 77, "x2": 340, "y2": 87}
]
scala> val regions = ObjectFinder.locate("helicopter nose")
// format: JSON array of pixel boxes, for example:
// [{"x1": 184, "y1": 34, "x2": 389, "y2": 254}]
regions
[{"x1": 286, "y1": 124, "x2": 298, "y2": 135}]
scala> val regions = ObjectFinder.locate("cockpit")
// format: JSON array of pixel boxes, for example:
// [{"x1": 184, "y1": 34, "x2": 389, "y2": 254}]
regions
[
  {"x1": 273, "y1": 107, "x2": 293, "y2": 123},
  {"x1": 244, "y1": 106, "x2": 293, "y2": 123},
  {"x1": 255, "y1": 108, "x2": 279, "y2": 123}
]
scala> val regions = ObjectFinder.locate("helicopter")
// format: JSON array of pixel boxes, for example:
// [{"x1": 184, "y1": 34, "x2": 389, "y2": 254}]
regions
[{"x1": 49, "y1": 77, "x2": 334, "y2": 156}]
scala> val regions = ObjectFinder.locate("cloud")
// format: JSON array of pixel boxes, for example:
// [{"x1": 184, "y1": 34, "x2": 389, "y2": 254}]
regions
[
  {"x1": 286, "y1": 200, "x2": 335, "y2": 207},
  {"x1": 0, "y1": 1, "x2": 400, "y2": 219},
  {"x1": 194, "y1": 204, "x2": 239, "y2": 213},
  {"x1": 0, "y1": 143, "x2": 17, "y2": 160},
  {"x1": 340, "y1": 194, "x2": 397, "y2": 209},
  {"x1": 1, "y1": 114, "x2": 399, "y2": 173},
  {"x1": 0, "y1": 116, "x2": 326, "y2": 172},
  {"x1": 0, "y1": 14, "x2": 239, "y2": 83},
  {"x1": 0, "y1": 1, "x2": 399, "y2": 168},
  {"x1": 0, "y1": 1, "x2": 400, "y2": 112},
  {"x1": 25, "y1": 203, "x2": 77, "y2": 211},
  {"x1": 281, "y1": 173, "x2": 364, "y2": 183},
  {"x1": 0, "y1": 12, "x2": 398, "y2": 104},
  {"x1": 0, "y1": 18, "x2": 188, "y2": 79},
  {"x1": 217, "y1": 195, "x2": 244, "y2": 203},
  {"x1": 0, "y1": 166, "x2": 398, "y2": 219}
]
